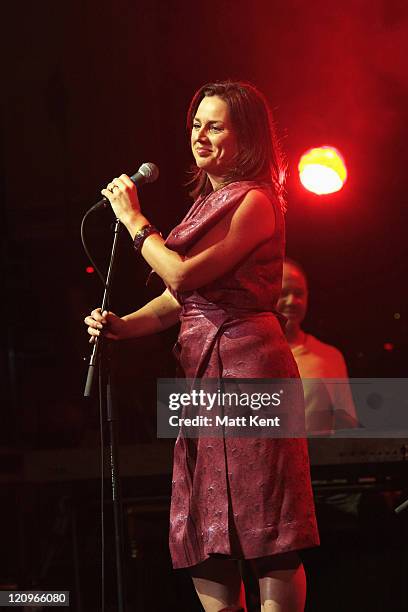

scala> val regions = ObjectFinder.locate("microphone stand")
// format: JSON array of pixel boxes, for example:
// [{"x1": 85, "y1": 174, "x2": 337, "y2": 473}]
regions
[{"x1": 84, "y1": 218, "x2": 126, "y2": 612}]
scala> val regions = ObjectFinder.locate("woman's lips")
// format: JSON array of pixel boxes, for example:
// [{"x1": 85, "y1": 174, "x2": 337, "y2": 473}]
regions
[{"x1": 196, "y1": 148, "x2": 212, "y2": 155}]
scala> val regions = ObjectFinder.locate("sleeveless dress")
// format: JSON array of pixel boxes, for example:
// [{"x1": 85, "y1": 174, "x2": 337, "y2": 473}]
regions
[{"x1": 165, "y1": 180, "x2": 319, "y2": 569}]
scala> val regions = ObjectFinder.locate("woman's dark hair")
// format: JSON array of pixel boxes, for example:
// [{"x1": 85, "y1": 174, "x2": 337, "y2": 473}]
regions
[{"x1": 186, "y1": 80, "x2": 286, "y2": 210}]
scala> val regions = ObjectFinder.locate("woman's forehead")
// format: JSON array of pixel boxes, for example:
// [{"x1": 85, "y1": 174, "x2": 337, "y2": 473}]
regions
[{"x1": 195, "y1": 95, "x2": 230, "y2": 120}]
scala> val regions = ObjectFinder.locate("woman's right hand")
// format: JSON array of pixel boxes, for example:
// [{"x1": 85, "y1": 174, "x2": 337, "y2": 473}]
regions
[{"x1": 84, "y1": 308, "x2": 127, "y2": 342}]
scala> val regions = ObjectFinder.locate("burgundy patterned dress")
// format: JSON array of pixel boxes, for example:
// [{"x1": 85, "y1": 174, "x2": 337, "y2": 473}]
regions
[{"x1": 165, "y1": 180, "x2": 319, "y2": 569}]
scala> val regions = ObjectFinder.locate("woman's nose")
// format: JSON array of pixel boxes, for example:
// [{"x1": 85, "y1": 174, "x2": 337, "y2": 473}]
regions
[{"x1": 196, "y1": 126, "x2": 208, "y2": 141}]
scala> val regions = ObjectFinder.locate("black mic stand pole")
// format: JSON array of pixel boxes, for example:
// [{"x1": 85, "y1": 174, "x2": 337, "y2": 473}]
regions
[{"x1": 84, "y1": 218, "x2": 126, "y2": 612}]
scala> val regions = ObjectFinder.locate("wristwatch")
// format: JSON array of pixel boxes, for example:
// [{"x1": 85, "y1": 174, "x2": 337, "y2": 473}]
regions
[{"x1": 133, "y1": 224, "x2": 161, "y2": 252}]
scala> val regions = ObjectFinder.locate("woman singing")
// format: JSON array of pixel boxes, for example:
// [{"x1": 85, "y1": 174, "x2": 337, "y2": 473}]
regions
[{"x1": 85, "y1": 81, "x2": 319, "y2": 612}]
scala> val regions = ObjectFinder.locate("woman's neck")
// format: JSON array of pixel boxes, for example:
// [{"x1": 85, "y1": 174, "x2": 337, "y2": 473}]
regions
[{"x1": 207, "y1": 173, "x2": 227, "y2": 191}]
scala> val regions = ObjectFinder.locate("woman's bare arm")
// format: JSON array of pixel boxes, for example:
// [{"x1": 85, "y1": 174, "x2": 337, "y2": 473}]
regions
[
  {"x1": 85, "y1": 288, "x2": 181, "y2": 341},
  {"x1": 122, "y1": 288, "x2": 181, "y2": 337}
]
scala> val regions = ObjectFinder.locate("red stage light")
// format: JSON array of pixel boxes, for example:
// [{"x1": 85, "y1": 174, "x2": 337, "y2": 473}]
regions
[
  {"x1": 383, "y1": 342, "x2": 394, "y2": 351},
  {"x1": 85, "y1": 266, "x2": 95, "y2": 274},
  {"x1": 298, "y1": 146, "x2": 347, "y2": 195}
]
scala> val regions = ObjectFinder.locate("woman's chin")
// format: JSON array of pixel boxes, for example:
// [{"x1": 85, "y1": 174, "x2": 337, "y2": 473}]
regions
[{"x1": 195, "y1": 158, "x2": 211, "y2": 170}]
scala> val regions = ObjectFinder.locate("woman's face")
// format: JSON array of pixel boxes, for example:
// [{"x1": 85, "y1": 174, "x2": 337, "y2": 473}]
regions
[{"x1": 191, "y1": 95, "x2": 238, "y2": 183}]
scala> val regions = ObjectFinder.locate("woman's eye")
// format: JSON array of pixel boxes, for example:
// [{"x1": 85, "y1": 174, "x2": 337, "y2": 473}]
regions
[
  {"x1": 210, "y1": 126, "x2": 222, "y2": 132},
  {"x1": 193, "y1": 124, "x2": 200, "y2": 130}
]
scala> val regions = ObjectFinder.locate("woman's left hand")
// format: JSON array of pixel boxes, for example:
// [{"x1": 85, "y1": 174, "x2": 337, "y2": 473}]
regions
[{"x1": 101, "y1": 173, "x2": 143, "y2": 227}]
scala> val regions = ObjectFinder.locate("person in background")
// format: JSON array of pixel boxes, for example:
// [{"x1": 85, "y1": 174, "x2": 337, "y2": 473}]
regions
[{"x1": 277, "y1": 258, "x2": 359, "y2": 434}]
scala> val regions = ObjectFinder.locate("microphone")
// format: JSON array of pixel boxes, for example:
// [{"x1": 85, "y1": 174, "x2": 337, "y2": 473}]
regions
[{"x1": 91, "y1": 162, "x2": 159, "y2": 211}]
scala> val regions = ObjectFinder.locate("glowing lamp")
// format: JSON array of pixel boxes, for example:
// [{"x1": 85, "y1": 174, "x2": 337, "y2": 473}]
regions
[
  {"x1": 298, "y1": 146, "x2": 347, "y2": 195},
  {"x1": 85, "y1": 266, "x2": 95, "y2": 274}
]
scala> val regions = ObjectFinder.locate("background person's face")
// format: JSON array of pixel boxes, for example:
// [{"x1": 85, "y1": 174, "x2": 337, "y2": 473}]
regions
[{"x1": 277, "y1": 263, "x2": 308, "y2": 328}]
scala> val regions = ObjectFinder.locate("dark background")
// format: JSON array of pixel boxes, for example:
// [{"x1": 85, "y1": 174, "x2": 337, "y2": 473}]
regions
[{"x1": 1, "y1": 0, "x2": 408, "y2": 610}]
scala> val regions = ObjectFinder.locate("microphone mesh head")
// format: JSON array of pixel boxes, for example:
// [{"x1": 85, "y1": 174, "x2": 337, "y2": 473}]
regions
[{"x1": 138, "y1": 162, "x2": 159, "y2": 183}]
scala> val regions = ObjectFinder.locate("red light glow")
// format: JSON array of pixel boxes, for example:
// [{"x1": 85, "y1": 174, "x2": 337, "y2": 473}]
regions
[
  {"x1": 298, "y1": 146, "x2": 347, "y2": 195},
  {"x1": 86, "y1": 266, "x2": 95, "y2": 274}
]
